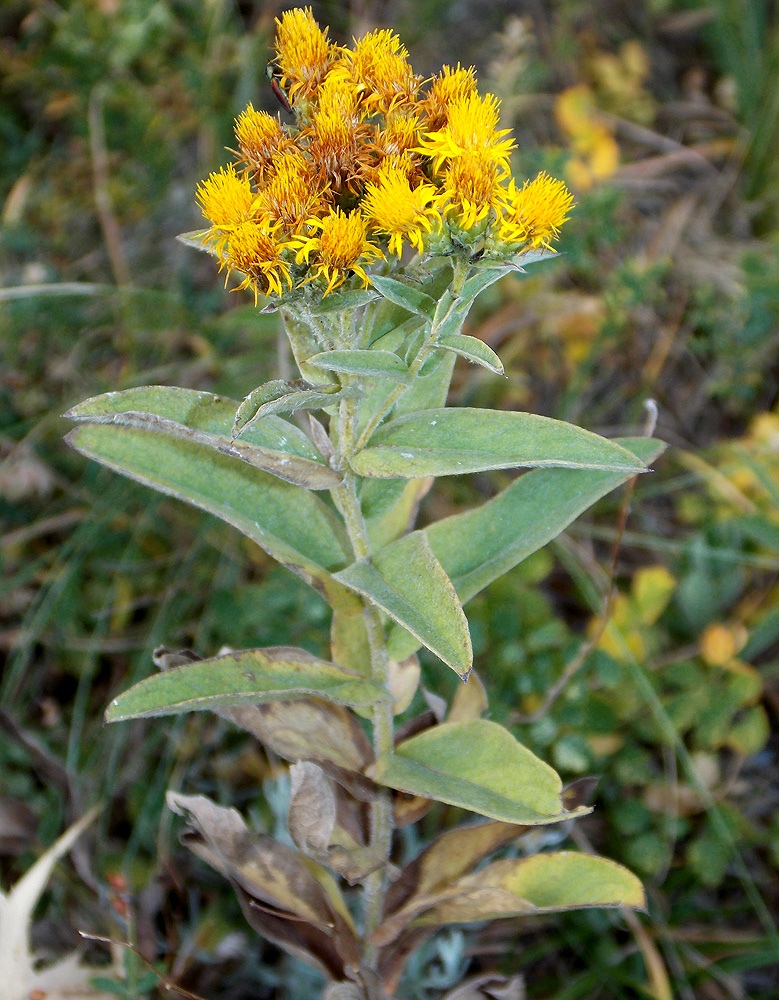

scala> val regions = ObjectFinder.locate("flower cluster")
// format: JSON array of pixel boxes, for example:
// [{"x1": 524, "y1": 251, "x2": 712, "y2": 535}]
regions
[{"x1": 196, "y1": 7, "x2": 573, "y2": 300}]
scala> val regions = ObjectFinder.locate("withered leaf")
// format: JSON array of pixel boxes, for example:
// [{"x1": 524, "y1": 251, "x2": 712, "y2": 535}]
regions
[
  {"x1": 447, "y1": 670, "x2": 488, "y2": 723},
  {"x1": 383, "y1": 819, "x2": 531, "y2": 920},
  {"x1": 442, "y1": 974, "x2": 525, "y2": 1000},
  {"x1": 289, "y1": 764, "x2": 390, "y2": 885},
  {"x1": 219, "y1": 697, "x2": 376, "y2": 799},
  {"x1": 167, "y1": 792, "x2": 361, "y2": 976},
  {"x1": 289, "y1": 762, "x2": 337, "y2": 855}
]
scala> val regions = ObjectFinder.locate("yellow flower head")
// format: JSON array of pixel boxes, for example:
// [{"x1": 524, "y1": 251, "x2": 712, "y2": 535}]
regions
[
  {"x1": 436, "y1": 148, "x2": 502, "y2": 230},
  {"x1": 307, "y1": 75, "x2": 371, "y2": 194},
  {"x1": 417, "y1": 92, "x2": 515, "y2": 175},
  {"x1": 274, "y1": 7, "x2": 331, "y2": 102},
  {"x1": 234, "y1": 104, "x2": 297, "y2": 179},
  {"x1": 499, "y1": 171, "x2": 574, "y2": 248},
  {"x1": 372, "y1": 113, "x2": 421, "y2": 163},
  {"x1": 254, "y1": 154, "x2": 325, "y2": 233},
  {"x1": 362, "y1": 157, "x2": 439, "y2": 257},
  {"x1": 293, "y1": 208, "x2": 384, "y2": 295},
  {"x1": 196, "y1": 164, "x2": 255, "y2": 229},
  {"x1": 340, "y1": 28, "x2": 419, "y2": 113},
  {"x1": 224, "y1": 222, "x2": 292, "y2": 301},
  {"x1": 420, "y1": 64, "x2": 477, "y2": 131}
]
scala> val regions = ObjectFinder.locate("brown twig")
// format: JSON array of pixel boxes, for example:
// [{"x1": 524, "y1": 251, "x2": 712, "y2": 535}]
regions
[{"x1": 88, "y1": 86, "x2": 131, "y2": 287}]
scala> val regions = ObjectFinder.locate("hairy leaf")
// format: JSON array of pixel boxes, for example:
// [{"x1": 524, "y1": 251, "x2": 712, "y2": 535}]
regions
[
  {"x1": 368, "y1": 720, "x2": 586, "y2": 825},
  {"x1": 65, "y1": 423, "x2": 350, "y2": 583},
  {"x1": 333, "y1": 533, "x2": 472, "y2": 677},
  {"x1": 105, "y1": 647, "x2": 389, "y2": 722},
  {"x1": 65, "y1": 385, "x2": 341, "y2": 489},
  {"x1": 386, "y1": 437, "x2": 665, "y2": 660},
  {"x1": 308, "y1": 350, "x2": 411, "y2": 383},
  {"x1": 436, "y1": 334, "x2": 504, "y2": 376},
  {"x1": 370, "y1": 275, "x2": 437, "y2": 319},
  {"x1": 351, "y1": 409, "x2": 649, "y2": 479}
]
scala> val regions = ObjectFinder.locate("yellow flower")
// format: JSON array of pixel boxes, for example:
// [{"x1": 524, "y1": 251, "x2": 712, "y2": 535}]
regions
[
  {"x1": 498, "y1": 171, "x2": 574, "y2": 248},
  {"x1": 306, "y1": 74, "x2": 372, "y2": 194},
  {"x1": 371, "y1": 113, "x2": 421, "y2": 165},
  {"x1": 361, "y1": 157, "x2": 439, "y2": 256},
  {"x1": 293, "y1": 208, "x2": 384, "y2": 296},
  {"x1": 233, "y1": 104, "x2": 297, "y2": 179},
  {"x1": 274, "y1": 6, "x2": 331, "y2": 102},
  {"x1": 254, "y1": 154, "x2": 326, "y2": 233},
  {"x1": 224, "y1": 222, "x2": 292, "y2": 301},
  {"x1": 338, "y1": 28, "x2": 420, "y2": 113},
  {"x1": 436, "y1": 148, "x2": 503, "y2": 230},
  {"x1": 417, "y1": 92, "x2": 514, "y2": 175},
  {"x1": 420, "y1": 64, "x2": 477, "y2": 131},
  {"x1": 196, "y1": 164, "x2": 255, "y2": 229}
]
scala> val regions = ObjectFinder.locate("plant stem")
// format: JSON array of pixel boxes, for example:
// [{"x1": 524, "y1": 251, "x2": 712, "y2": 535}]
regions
[
  {"x1": 353, "y1": 259, "x2": 472, "y2": 453},
  {"x1": 332, "y1": 383, "x2": 395, "y2": 964}
]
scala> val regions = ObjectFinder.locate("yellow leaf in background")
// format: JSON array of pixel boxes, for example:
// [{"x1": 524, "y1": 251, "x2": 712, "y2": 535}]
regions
[
  {"x1": 554, "y1": 85, "x2": 619, "y2": 191},
  {"x1": 700, "y1": 623, "x2": 747, "y2": 666},
  {"x1": 587, "y1": 40, "x2": 655, "y2": 125},
  {"x1": 746, "y1": 411, "x2": 779, "y2": 448},
  {"x1": 632, "y1": 566, "x2": 675, "y2": 626}
]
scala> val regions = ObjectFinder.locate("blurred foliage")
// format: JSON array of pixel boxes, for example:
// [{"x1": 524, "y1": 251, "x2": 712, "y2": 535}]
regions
[{"x1": 2, "y1": 1, "x2": 779, "y2": 998}]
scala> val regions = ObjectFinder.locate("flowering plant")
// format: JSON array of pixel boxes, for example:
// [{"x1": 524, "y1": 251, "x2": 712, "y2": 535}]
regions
[{"x1": 65, "y1": 9, "x2": 663, "y2": 997}]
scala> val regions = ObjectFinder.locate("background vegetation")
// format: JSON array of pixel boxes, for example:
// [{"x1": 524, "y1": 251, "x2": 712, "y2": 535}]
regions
[{"x1": 2, "y1": 1, "x2": 778, "y2": 997}]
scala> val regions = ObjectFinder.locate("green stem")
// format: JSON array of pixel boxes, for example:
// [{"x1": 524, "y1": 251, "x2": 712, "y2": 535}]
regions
[
  {"x1": 353, "y1": 259, "x2": 472, "y2": 453},
  {"x1": 332, "y1": 382, "x2": 395, "y2": 962}
]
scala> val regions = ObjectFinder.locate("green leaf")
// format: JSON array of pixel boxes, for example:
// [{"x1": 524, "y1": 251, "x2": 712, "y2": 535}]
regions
[
  {"x1": 369, "y1": 719, "x2": 584, "y2": 824},
  {"x1": 436, "y1": 333, "x2": 505, "y2": 376},
  {"x1": 233, "y1": 380, "x2": 343, "y2": 437},
  {"x1": 307, "y1": 288, "x2": 378, "y2": 314},
  {"x1": 395, "y1": 352, "x2": 456, "y2": 417},
  {"x1": 433, "y1": 435, "x2": 664, "y2": 602},
  {"x1": 352, "y1": 409, "x2": 648, "y2": 479},
  {"x1": 411, "y1": 853, "x2": 645, "y2": 927},
  {"x1": 370, "y1": 275, "x2": 437, "y2": 319},
  {"x1": 308, "y1": 350, "x2": 411, "y2": 383},
  {"x1": 66, "y1": 423, "x2": 350, "y2": 581},
  {"x1": 385, "y1": 437, "x2": 665, "y2": 660},
  {"x1": 106, "y1": 647, "x2": 390, "y2": 722},
  {"x1": 176, "y1": 230, "x2": 215, "y2": 254},
  {"x1": 333, "y1": 532, "x2": 472, "y2": 677},
  {"x1": 66, "y1": 386, "x2": 341, "y2": 489}
]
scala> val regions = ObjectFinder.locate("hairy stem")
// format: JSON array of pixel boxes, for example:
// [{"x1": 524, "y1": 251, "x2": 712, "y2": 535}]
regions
[{"x1": 332, "y1": 383, "x2": 395, "y2": 963}]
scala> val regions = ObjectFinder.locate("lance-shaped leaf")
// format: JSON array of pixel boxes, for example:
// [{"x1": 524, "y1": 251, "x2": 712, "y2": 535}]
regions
[
  {"x1": 333, "y1": 532, "x2": 472, "y2": 678},
  {"x1": 385, "y1": 437, "x2": 665, "y2": 661},
  {"x1": 308, "y1": 350, "x2": 411, "y2": 383},
  {"x1": 351, "y1": 409, "x2": 648, "y2": 479},
  {"x1": 105, "y1": 647, "x2": 390, "y2": 723},
  {"x1": 410, "y1": 853, "x2": 645, "y2": 926},
  {"x1": 167, "y1": 792, "x2": 360, "y2": 978},
  {"x1": 382, "y1": 779, "x2": 597, "y2": 924},
  {"x1": 370, "y1": 275, "x2": 437, "y2": 319},
  {"x1": 435, "y1": 334, "x2": 505, "y2": 376},
  {"x1": 307, "y1": 288, "x2": 378, "y2": 314},
  {"x1": 177, "y1": 229, "x2": 215, "y2": 254},
  {"x1": 374, "y1": 853, "x2": 643, "y2": 948},
  {"x1": 66, "y1": 385, "x2": 340, "y2": 489},
  {"x1": 233, "y1": 379, "x2": 345, "y2": 437},
  {"x1": 368, "y1": 720, "x2": 587, "y2": 825},
  {"x1": 65, "y1": 423, "x2": 350, "y2": 583}
]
